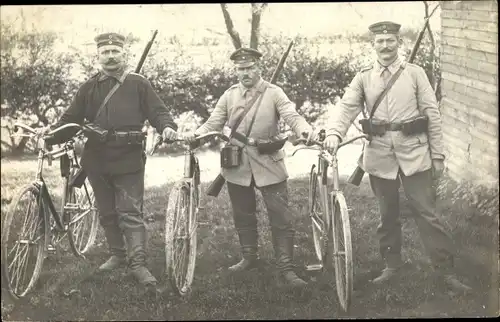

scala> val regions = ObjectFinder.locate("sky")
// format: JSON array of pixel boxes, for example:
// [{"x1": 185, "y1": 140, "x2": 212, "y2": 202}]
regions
[{"x1": 2, "y1": 2, "x2": 441, "y2": 50}]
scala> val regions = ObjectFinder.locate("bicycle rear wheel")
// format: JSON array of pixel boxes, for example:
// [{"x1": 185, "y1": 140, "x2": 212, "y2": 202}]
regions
[
  {"x1": 67, "y1": 173, "x2": 98, "y2": 258},
  {"x1": 309, "y1": 164, "x2": 326, "y2": 263},
  {"x1": 165, "y1": 182, "x2": 198, "y2": 296},
  {"x1": 330, "y1": 191, "x2": 353, "y2": 312},
  {"x1": 1, "y1": 184, "x2": 49, "y2": 299}
]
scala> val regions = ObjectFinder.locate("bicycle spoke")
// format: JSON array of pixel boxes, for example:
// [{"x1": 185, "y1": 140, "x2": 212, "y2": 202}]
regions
[{"x1": 13, "y1": 244, "x2": 29, "y2": 293}]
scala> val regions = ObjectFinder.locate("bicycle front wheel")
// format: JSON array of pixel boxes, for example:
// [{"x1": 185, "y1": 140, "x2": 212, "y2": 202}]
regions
[
  {"x1": 330, "y1": 191, "x2": 353, "y2": 312},
  {"x1": 1, "y1": 184, "x2": 48, "y2": 300},
  {"x1": 309, "y1": 164, "x2": 326, "y2": 263},
  {"x1": 165, "y1": 182, "x2": 198, "y2": 296},
  {"x1": 67, "y1": 174, "x2": 99, "y2": 258}
]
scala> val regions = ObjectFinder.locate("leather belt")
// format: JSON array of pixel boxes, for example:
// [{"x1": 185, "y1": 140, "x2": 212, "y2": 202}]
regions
[
  {"x1": 384, "y1": 123, "x2": 404, "y2": 131},
  {"x1": 232, "y1": 131, "x2": 258, "y2": 146}
]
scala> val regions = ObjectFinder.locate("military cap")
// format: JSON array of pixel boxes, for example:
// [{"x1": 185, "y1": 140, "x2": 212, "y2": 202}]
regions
[
  {"x1": 94, "y1": 32, "x2": 126, "y2": 48},
  {"x1": 230, "y1": 47, "x2": 263, "y2": 68},
  {"x1": 368, "y1": 21, "x2": 401, "y2": 34}
]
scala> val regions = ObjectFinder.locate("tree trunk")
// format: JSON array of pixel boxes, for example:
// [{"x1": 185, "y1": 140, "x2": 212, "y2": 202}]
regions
[
  {"x1": 250, "y1": 3, "x2": 267, "y2": 49},
  {"x1": 220, "y1": 3, "x2": 242, "y2": 49}
]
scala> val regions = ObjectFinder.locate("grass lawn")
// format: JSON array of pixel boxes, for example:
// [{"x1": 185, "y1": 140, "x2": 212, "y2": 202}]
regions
[{"x1": 1, "y1": 148, "x2": 498, "y2": 320}]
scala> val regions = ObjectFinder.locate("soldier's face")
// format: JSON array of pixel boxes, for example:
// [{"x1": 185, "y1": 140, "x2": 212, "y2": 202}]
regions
[
  {"x1": 236, "y1": 64, "x2": 261, "y2": 88},
  {"x1": 372, "y1": 34, "x2": 401, "y2": 63},
  {"x1": 98, "y1": 44, "x2": 125, "y2": 71}
]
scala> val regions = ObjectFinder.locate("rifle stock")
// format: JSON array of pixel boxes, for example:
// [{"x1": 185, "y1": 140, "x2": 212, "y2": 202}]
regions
[
  {"x1": 348, "y1": 15, "x2": 434, "y2": 186},
  {"x1": 206, "y1": 39, "x2": 295, "y2": 197}
]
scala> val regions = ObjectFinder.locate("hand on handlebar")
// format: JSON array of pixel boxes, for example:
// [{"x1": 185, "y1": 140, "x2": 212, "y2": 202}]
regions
[
  {"x1": 183, "y1": 131, "x2": 199, "y2": 144},
  {"x1": 162, "y1": 127, "x2": 178, "y2": 141},
  {"x1": 323, "y1": 134, "x2": 341, "y2": 155}
]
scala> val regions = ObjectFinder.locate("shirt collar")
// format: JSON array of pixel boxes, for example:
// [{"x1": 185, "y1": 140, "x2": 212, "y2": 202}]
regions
[
  {"x1": 97, "y1": 68, "x2": 128, "y2": 83},
  {"x1": 239, "y1": 77, "x2": 264, "y2": 97},
  {"x1": 375, "y1": 56, "x2": 402, "y2": 75}
]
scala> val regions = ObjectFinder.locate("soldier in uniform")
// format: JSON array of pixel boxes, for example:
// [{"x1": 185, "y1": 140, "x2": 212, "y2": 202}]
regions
[
  {"x1": 323, "y1": 21, "x2": 471, "y2": 292},
  {"x1": 45, "y1": 32, "x2": 178, "y2": 288},
  {"x1": 186, "y1": 47, "x2": 317, "y2": 287}
]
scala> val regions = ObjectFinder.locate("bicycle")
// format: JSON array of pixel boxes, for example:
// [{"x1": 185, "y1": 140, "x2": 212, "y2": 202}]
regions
[
  {"x1": 1, "y1": 122, "x2": 99, "y2": 300},
  {"x1": 290, "y1": 131, "x2": 368, "y2": 312},
  {"x1": 150, "y1": 131, "x2": 230, "y2": 296}
]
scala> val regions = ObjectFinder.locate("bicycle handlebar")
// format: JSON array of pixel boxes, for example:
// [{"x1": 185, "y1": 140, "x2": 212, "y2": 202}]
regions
[
  {"x1": 150, "y1": 131, "x2": 230, "y2": 155},
  {"x1": 291, "y1": 134, "x2": 368, "y2": 157},
  {"x1": 13, "y1": 122, "x2": 84, "y2": 139}
]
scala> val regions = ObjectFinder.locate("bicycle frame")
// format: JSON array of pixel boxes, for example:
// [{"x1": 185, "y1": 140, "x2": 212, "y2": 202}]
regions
[
  {"x1": 293, "y1": 134, "x2": 368, "y2": 259},
  {"x1": 13, "y1": 123, "x2": 89, "y2": 233},
  {"x1": 152, "y1": 131, "x2": 230, "y2": 239}
]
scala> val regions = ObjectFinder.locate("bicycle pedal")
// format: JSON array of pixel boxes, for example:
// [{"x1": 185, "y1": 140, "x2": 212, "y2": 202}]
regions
[
  {"x1": 305, "y1": 264, "x2": 324, "y2": 272},
  {"x1": 47, "y1": 244, "x2": 57, "y2": 254}
]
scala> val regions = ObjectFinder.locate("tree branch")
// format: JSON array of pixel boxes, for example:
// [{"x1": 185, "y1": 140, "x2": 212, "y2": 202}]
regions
[
  {"x1": 250, "y1": 3, "x2": 267, "y2": 49},
  {"x1": 220, "y1": 3, "x2": 242, "y2": 49}
]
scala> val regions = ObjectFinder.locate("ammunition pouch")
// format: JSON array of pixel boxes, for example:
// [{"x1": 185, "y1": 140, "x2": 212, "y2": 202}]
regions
[
  {"x1": 107, "y1": 131, "x2": 146, "y2": 146},
  {"x1": 256, "y1": 134, "x2": 288, "y2": 155},
  {"x1": 359, "y1": 119, "x2": 387, "y2": 137},
  {"x1": 84, "y1": 123, "x2": 109, "y2": 143},
  {"x1": 220, "y1": 144, "x2": 241, "y2": 168},
  {"x1": 401, "y1": 115, "x2": 428, "y2": 136}
]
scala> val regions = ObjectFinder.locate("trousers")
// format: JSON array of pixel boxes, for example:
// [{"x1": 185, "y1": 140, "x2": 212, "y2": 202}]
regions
[
  {"x1": 369, "y1": 169, "x2": 455, "y2": 271},
  {"x1": 86, "y1": 168, "x2": 148, "y2": 268},
  {"x1": 227, "y1": 178, "x2": 296, "y2": 272}
]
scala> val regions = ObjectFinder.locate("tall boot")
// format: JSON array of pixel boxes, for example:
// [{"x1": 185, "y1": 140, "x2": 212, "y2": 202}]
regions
[
  {"x1": 123, "y1": 226, "x2": 157, "y2": 286},
  {"x1": 272, "y1": 229, "x2": 307, "y2": 287},
  {"x1": 228, "y1": 229, "x2": 259, "y2": 272},
  {"x1": 98, "y1": 219, "x2": 127, "y2": 272}
]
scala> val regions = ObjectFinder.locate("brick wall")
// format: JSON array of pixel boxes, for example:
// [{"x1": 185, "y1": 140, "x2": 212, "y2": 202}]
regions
[{"x1": 440, "y1": 0, "x2": 498, "y2": 188}]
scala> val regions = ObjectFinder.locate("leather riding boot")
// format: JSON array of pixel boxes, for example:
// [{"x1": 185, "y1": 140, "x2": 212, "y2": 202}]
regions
[
  {"x1": 228, "y1": 230, "x2": 259, "y2": 272},
  {"x1": 272, "y1": 229, "x2": 307, "y2": 287},
  {"x1": 98, "y1": 223, "x2": 127, "y2": 272},
  {"x1": 372, "y1": 267, "x2": 400, "y2": 284},
  {"x1": 124, "y1": 227, "x2": 157, "y2": 286},
  {"x1": 99, "y1": 255, "x2": 127, "y2": 272},
  {"x1": 444, "y1": 274, "x2": 472, "y2": 293}
]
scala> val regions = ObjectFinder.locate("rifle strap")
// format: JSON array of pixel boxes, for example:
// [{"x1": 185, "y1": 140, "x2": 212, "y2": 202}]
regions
[
  {"x1": 368, "y1": 62, "x2": 406, "y2": 120},
  {"x1": 94, "y1": 70, "x2": 130, "y2": 121},
  {"x1": 229, "y1": 81, "x2": 268, "y2": 139}
]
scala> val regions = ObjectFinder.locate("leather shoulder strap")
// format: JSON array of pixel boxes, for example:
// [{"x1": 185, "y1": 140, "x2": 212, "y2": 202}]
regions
[
  {"x1": 94, "y1": 70, "x2": 130, "y2": 120},
  {"x1": 244, "y1": 82, "x2": 269, "y2": 137},
  {"x1": 369, "y1": 62, "x2": 406, "y2": 120},
  {"x1": 229, "y1": 81, "x2": 268, "y2": 139}
]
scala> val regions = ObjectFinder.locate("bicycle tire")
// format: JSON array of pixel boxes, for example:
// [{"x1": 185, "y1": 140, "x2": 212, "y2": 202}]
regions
[
  {"x1": 67, "y1": 171, "x2": 99, "y2": 258},
  {"x1": 330, "y1": 191, "x2": 353, "y2": 312},
  {"x1": 309, "y1": 164, "x2": 326, "y2": 263},
  {"x1": 165, "y1": 182, "x2": 198, "y2": 296},
  {"x1": 1, "y1": 183, "x2": 49, "y2": 300}
]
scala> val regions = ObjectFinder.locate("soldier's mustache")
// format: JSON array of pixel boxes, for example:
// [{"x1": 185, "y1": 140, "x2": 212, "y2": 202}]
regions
[
  {"x1": 106, "y1": 59, "x2": 118, "y2": 64},
  {"x1": 380, "y1": 49, "x2": 392, "y2": 53}
]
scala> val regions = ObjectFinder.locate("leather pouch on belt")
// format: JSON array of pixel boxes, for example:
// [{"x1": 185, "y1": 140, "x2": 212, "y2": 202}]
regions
[
  {"x1": 401, "y1": 115, "x2": 428, "y2": 136},
  {"x1": 84, "y1": 123, "x2": 108, "y2": 143},
  {"x1": 220, "y1": 144, "x2": 241, "y2": 168},
  {"x1": 359, "y1": 119, "x2": 386, "y2": 137},
  {"x1": 108, "y1": 131, "x2": 146, "y2": 147},
  {"x1": 256, "y1": 133, "x2": 288, "y2": 154}
]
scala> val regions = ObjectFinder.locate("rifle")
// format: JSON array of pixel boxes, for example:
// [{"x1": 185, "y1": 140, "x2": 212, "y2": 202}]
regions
[
  {"x1": 206, "y1": 40, "x2": 295, "y2": 197},
  {"x1": 135, "y1": 30, "x2": 158, "y2": 73},
  {"x1": 70, "y1": 30, "x2": 159, "y2": 188},
  {"x1": 347, "y1": 15, "x2": 436, "y2": 186}
]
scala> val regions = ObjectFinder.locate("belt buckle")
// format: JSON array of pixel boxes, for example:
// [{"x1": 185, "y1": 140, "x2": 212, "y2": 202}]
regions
[{"x1": 247, "y1": 138, "x2": 256, "y2": 146}]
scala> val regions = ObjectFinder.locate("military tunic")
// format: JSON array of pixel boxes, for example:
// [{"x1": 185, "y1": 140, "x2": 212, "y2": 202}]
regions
[
  {"x1": 51, "y1": 71, "x2": 177, "y2": 174},
  {"x1": 197, "y1": 78, "x2": 312, "y2": 187},
  {"x1": 327, "y1": 56, "x2": 445, "y2": 180}
]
